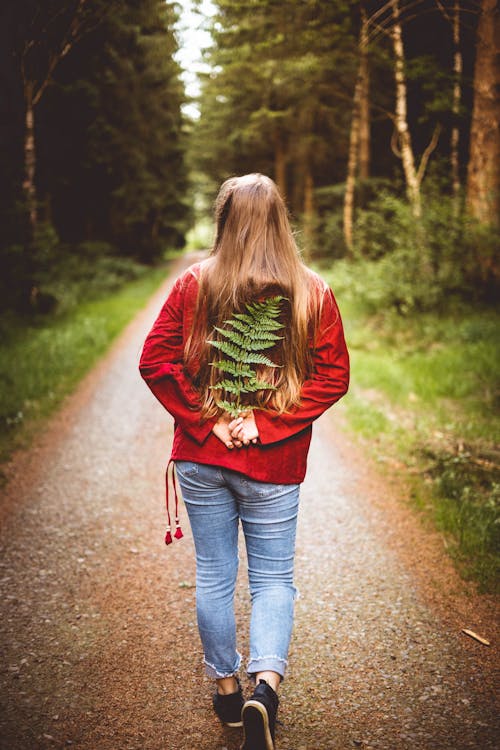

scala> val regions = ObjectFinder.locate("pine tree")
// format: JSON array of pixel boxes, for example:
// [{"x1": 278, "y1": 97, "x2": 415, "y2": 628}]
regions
[
  {"x1": 191, "y1": 0, "x2": 356, "y2": 223},
  {"x1": 37, "y1": 0, "x2": 189, "y2": 260}
]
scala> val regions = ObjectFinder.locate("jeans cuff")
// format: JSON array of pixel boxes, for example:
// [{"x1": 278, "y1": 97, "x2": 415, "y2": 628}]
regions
[
  {"x1": 247, "y1": 655, "x2": 288, "y2": 679},
  {"x1": 204, "y1": 651, "x2": 242, "y2": 679}
]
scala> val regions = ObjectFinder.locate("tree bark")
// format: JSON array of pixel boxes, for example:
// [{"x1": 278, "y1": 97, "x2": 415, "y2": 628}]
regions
[
  {"x1": 343, "y1": 6, "x2": 369, "y2": 250},
  {"x1": 303, "y1": 166, "x2": 314, "y2": 260},
  {"x1": 274, "y1": 133, "x2": 287, "y2": 198},
  {"x1": 343, "y1": 83, "x2": 360, "y2": 251},
  {"x1": 20, "y1": 0, "x2": 90, "y2": 236},
  {"x1": 466, "y1": 0, "x2": 500, "y2": 227},
  {"x1": 23, "y1": 84, "x2": 37, "y2": 230},
  {"x1": 450, "y1": 0, "x2": 462, "y2": 209},
  {"x1": 359, "y1": 7, "x2": 370, "y2": 181},
  {"x1": 391, "y1": 0, "x2": 421, "y2": 218}
]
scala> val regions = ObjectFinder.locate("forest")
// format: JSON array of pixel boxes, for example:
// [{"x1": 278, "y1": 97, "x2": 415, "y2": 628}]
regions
[
  {"x1": 0, "y1": 0, "x2": 498, "y2": 588},
  {"x1": 1, "y1": 0, "x2": 498, "y2": 309}
]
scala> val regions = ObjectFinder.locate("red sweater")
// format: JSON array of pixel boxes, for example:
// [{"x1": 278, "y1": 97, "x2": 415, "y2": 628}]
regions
[{"x1": 139, "y1": 262, "x2": 349, "y2": 485}]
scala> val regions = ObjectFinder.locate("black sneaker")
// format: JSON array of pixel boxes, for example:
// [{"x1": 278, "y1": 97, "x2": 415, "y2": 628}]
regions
[
  {"x1": 213, "y1": 677, "x2": 244, "y2": 727},
  {"x1": 241, "y1": 679, "x2": 279, "y2": 750}
]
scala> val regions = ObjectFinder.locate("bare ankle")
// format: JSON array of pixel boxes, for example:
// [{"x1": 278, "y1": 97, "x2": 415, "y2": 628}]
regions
[
  {"x1": 216, "y1": 675, "x2": 239, "y2": 695},
  {"x1": 255, "y1": 670, "x2": 281, "y2": 692}
]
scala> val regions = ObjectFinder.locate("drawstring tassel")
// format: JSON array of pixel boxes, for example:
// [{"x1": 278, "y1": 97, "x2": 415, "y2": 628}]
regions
[{"x1": 165, "y1": 459, "x2": 183, "y2": 545}]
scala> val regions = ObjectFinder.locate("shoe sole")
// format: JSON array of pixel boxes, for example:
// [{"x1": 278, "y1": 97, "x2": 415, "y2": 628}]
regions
[
  {"x1": 223, "y1": 719, "x2": 243, "y2": 728},
  {"x1": 241, "y1": 700, "x2": 274, "y2": 750}
]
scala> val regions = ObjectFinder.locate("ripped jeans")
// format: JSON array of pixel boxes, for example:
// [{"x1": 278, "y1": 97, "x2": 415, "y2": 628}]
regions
[{"x1": 175, "y1": 461, "x2": 300, "y2": 680}]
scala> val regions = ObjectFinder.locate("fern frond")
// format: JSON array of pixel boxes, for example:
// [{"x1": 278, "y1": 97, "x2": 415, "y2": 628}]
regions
[
  {"x1": 240, "y1": 351, "x2": 281, "y2": 367},
  {"x1": 215, "y1": 328, "x2": 279, "y2": 352},
  {"x1": 241, "y1": 379, "x2": 277, "y2": 392},
  {"x1": 207, "y1": 295, "x2": 285, "y2": 416},
  {"x1": 247, "y1": 295, "x2": 284, "y2": 311},
  {"x1": 209, "y1": 380, "x2": 243, "y2": 395},
  {"x1": 232, "y1": 312, "x2": 255, "y2": 325},
  {"x1": 212, "y1": 328, "x2": 255, "y2": 351},
  {"x1": 213, "y1": 398, "x2": 241, "y2": 418},
  {"x1": 207, "y1": 339, "x2": 245, "y2": 361},
  {"x1": 210, "y1": 360, "x2": 254, "y2": 378},
  {"x1": 225, "y1": 317, "x2": 252, "y2": 335},
  {"x1": 245, "y1": 337, "x2": 282, "y2": 351},
  {"x1": 246, "y1": 330, "x2": 283, "y2": 342}
]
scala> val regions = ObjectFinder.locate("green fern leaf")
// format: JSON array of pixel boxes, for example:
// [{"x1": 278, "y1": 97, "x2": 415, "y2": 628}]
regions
[
  {"x1": 232, "y1": 312, "x2": 255, "y2": 325},
  {"x1": 207, "y1": 295, "x2": 285, "y2": 416},
  {"x1": 225, "y1": 318, "x2": 252, "y2": 335},
  {"x1": 209, "y1": 379, "x2": 245, "y2": 395},
  {"x1": 213, "y1": 398, "x2": 241, "y2": 418},
  {"x1": 207, "y1": 339, "x2": 245, "y2": 361},
  {"x1": 239, "y1": 351, "x2": 279, "y2": 367},
  {"x1": 245, "y1": 338, "x2": 282, "y2": 351},
  {"x1": 241, "y1": 379, "x2": 277, "y2": 393},
  {"x1": 210, "y1": 360, "x2": 255, "y2": 378}
]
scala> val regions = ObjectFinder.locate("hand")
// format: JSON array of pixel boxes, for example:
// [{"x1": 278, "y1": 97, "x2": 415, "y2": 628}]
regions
[
  {"x1": 229, "y1": 412, "x2": 259, "y2": 446},
  {"x1": 212, "y1": 414, "x2": 243, "y2": 449}
]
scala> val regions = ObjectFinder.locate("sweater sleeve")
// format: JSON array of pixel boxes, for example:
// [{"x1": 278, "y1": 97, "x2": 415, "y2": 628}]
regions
[
  {"x1": 254, "y1": 288, "x2": 349, "y2": 445},
  {"x1": 139, "y1": 274, "x2": 216, "y2": 444}
]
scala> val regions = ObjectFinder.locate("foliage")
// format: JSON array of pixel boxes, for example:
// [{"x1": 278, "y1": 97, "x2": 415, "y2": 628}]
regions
[
  {"x1": 37, "y1": 0, "x2": 189, "y2": 261},
  {"x1": 0, "y1": 0, "x2": 189, "y2": 313},
  {"x1": 0, "y1": 264, "x2": 167, "y2": 468},
  {"x1": 325, "y1": 188, "x2": 500, "y2": 313},
  {"x1": 191, "y1": 0, "x2": 357, "y2": 214},
  {"x1": 419, "y1": 445, "x2": 500, "y2": 592},
  {"x1": 208, "y1": 296, "x2": 284, "y2": 417},
  {"x1": 0, "y1": 226, "x2": 149, "y2": 316},
  {"x1": 328, "y1": 266, "x2": 500, "y2": 591},
  {"x1": 313, "y1": 179, "x2": 394, "y2": 261}
]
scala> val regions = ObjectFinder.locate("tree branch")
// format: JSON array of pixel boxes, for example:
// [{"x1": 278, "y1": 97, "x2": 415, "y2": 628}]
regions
[
  {"x1": 391, "y1": 127, "x2": 402, "y2": 158},
  {"x1": 416, "y1": 123, "x2": 442, "y2": 185},
  {"x1": 435, "y1": 0, "x2": 452, "y2": 24},
  {"x1": 365, "y1": 0, "x2": 482, "y2": 46},
  {"x1": 31, "y1": 0, "x2": 91, "y2": 106}
]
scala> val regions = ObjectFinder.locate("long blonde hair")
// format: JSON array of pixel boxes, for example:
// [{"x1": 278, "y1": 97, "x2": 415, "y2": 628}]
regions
[{"x1": 185, "y1": 173, "x2": 325, "y2": 417}]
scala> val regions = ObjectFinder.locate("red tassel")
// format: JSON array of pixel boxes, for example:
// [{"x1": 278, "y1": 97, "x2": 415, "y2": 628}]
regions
[{"x1": 165, "y1": 459, "x2": 184, "y2": 546}]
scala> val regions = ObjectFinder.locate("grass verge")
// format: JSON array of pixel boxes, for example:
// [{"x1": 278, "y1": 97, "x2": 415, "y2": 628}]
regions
[
  {"x1": 325, "y1": 266, "x2": 500, "y2": 594},
  {"x1": 0, "y1": 264, "x2": 168, "y2": 471}
]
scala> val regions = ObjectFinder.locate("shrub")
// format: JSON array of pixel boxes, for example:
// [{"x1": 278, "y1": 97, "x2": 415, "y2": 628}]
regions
[
  {"x1": 34, "y1": 240, "x2": 148, "y2": 314},
  {"x1": 339, "y1": 189, "x2": 500, "y2": 313}
]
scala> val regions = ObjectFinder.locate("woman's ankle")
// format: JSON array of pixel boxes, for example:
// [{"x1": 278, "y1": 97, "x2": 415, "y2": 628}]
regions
[
  {"x1": 216, "y1": 675, "x2": 239, "y2": 695},
  {"x1": 255, "y1": 670, "x2": 281, "y2": 692}
]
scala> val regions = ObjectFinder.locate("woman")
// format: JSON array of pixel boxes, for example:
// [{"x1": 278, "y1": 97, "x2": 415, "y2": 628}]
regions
[{"x1": 139, "y1": 174, "x2": 349, "y2": 750}]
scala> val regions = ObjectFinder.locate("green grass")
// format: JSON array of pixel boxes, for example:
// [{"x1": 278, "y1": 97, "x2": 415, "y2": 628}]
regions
[
  {"x1": 0, "y1": 265, "x2": 168, "y2": 468},
  {"x1": 324, "y1": 267, "x2": 500, "y2": 593}
]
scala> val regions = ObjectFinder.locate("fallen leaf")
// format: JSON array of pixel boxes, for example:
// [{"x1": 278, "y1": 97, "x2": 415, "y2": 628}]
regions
[{"x1": 462, "y1": 628, "x2": 490, "y2": 646}]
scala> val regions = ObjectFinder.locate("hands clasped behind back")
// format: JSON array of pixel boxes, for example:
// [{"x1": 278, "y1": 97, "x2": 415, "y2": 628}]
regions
[{"x1": 212, "y1": 412, "x2": 259, "y2": 449}]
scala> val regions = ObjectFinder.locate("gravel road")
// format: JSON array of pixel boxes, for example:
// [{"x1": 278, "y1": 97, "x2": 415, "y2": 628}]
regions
[{"x1": 1, "y1": 256, "x2": 498, "y2": 750}]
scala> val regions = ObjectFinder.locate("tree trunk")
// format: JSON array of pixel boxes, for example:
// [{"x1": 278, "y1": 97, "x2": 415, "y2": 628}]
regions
[
  {"x1": 359, "y1": 7, "x2": 370, "y2": 181},
  {"x1": 274, "y1": 133, "x2": 287, "y2": 198},
  {"x1": 391, "y1": 0, "x2": 421, "y2": 218},
  {"x1": 343, "y1": 6, "x2": 369, "y2": 251},
  {"x1": 302, "y1": 166, "x2": 314, "y2": 260},
  {"x1": 450, "y1": 0, "x2": 462, "y2": 210},
  {"x1": 343, "y1": 86, "x2": 360, "y2": 251},
  {"x1": 466, "y1": 0, "x2": 500, "y2": 227},
  {"x1": 23, "y1": 84, "x2": 37, "y2": 232},
  {"x1": 19, "y1": 0, "x2": 90, "y2": 238}
]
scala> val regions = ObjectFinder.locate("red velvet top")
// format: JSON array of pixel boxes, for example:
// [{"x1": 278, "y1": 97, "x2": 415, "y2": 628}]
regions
[{"x1": 139, "y1": 261, "x2": 350, "y2": 485}]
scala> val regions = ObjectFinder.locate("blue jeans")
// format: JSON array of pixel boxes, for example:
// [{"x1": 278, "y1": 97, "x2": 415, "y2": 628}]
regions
[{"x1": 175, "y1": 461, "x2": 300, "y2": 680}]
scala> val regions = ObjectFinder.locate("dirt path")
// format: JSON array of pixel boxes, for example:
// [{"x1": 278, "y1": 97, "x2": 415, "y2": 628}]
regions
[{"x1": 1, "y1": 256, "x2": 498, "y2": 750}]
